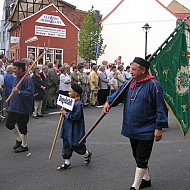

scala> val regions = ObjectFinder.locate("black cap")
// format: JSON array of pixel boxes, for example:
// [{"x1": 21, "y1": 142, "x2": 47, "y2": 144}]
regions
[
  {"x1": 133, "y1": 57, "x2": 150, "y2": 69},
  {"x1": 13, "y1": 61, "x2": 25, "y2": 72},
  {"x1": 71, "y1": 84, "x2": 83, "y2": 95}
]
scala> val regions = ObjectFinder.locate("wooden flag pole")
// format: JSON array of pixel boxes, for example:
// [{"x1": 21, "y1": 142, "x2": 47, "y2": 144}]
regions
[
  {"x1": 5, "y1": 46, "x2": 49, "y2": 103},
  {"x1": 49, "y1": 113, "x2": 64, "y2": 160},
  {"x1": 79, "y1": 79, "x2": 132, "y2": 144}
]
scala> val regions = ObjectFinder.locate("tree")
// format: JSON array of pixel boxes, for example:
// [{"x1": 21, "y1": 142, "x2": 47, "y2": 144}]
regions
[{"x1": 77, "y1": 7, "x2": 106, "y2": 63}]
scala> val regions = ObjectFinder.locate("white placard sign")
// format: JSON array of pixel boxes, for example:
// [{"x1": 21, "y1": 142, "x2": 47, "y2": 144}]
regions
[
  {"x1": 57, "y1": 94, "x2": 75, "y2": 111},
  {"x1": 11, "y1": 36, "x2": 20, "y2": 43},
  {"x1": 36, "y1": 14, "x2": 65, "y2": 26},
  {"x1": 35, "y1": 25, "x2": 66, "y2": 38}
]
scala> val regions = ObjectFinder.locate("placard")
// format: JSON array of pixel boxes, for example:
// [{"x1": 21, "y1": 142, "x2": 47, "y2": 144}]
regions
[{"x1": 57, "y1": 94, "x2": 75, "y2": 111}]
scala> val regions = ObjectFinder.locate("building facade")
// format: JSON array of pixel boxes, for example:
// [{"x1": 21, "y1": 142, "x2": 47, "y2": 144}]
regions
[
  {"x1": 9, "y1": 4, "x2": 80, "y2": 65},
  {"x1": 1, "y1": 0, "x2": 87, "y2": 65}
]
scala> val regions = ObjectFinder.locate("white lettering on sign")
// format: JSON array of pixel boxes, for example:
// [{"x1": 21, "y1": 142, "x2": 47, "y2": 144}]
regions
[
  {"x1": 36, "y1": 14, "x2": 66, "y2": 26},
  {"x1": 35, "y1": 26, "x2": 66, "y2": 38},
  {"x1": 57, "y1": 94, "x2": 75, "y2": 111}
]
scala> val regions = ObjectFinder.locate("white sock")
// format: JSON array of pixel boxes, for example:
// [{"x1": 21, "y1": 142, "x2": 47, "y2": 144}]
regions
[
  {"x1": 12, "y1": 128, "x2": 22, "y2": 142},
  {"x1": 84, "y1": 150, "x2": 89, "y2": 157},
  {"x1": 132, "y1": 167, "x2": 146, "y2": 190},
  {"x1": 21, "y1": 134, "x2": 28, "y2": 147},
  {"x1": 64, "y1": 159, "x2": 70, "y2": 165},
  {"x1": 143, "y1": 168, "x2": 150, "y2": 181}
]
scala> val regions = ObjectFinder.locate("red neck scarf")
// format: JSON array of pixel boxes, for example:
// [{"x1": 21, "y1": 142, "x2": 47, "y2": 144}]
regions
[{"x1": 130, "y1": 75, "x2": 156, "y2": 89}]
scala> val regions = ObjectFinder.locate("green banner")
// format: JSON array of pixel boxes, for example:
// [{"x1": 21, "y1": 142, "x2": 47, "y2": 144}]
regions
[{"x1": 149, "y1": 22, "x2": 190, "y2": 136}]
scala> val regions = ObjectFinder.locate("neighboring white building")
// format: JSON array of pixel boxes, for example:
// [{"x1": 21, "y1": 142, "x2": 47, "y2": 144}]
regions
[{"x1": 99, "y1": 0, "x2": 190, "y2": 66}]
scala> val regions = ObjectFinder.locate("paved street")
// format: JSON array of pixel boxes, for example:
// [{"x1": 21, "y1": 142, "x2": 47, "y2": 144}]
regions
[{"x1": 0, "y1": 105, "x2": 190, "y2": 190}]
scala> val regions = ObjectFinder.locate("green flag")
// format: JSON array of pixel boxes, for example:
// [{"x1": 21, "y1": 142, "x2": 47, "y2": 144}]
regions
[{"x1": 149, "y1": 21, "x2": 190, "y2": 136}]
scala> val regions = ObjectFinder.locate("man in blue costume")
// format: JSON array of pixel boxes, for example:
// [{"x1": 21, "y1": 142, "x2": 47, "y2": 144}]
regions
[
  {"x1": 6, "y1": 61, "x2": 34, "y2": 153},
  {"x1": 102, "y1": 57, "x2": 168, "y2": 190}
]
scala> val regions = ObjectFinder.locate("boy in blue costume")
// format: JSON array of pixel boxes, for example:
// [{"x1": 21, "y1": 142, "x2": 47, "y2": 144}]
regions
[
  {"x1": 57, "y1": 84, "x2": 92, "y2": 170},
  {"x1": 103, "y1": 57, "x2": 168, "y2": 190}
]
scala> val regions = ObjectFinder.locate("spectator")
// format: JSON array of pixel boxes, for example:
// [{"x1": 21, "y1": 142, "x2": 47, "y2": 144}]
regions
[
  {"x1": 32, "y1": 66, "x2": 46, "y2": 118},
  {"x1": 47, "y1": 63, "x2": 59, "y2": 109},
  {"x1": 59, "y1": 66, "x2": 71, "y2": 97},
  {"x1": 117, "y1": 65, "x2": 126, "y2": 87},
  {"x1": 110, "y1": 72, "x2": 118, "y2": 95},
  {"x1": 78, "y1": 65, "x2": 89, "y2": 107},
  {"x1": 98, "y1": 65, "x2": 109, "y2": 105},
  {"x1": 4, "y1": 65, "x2": 14, "y2": 105},
  {"x1": 89, "y1": 65, "x2": 99, "y2": 106},
  {"x1": 125, "y1": 66, "x2": 132, "y2": 81},
  {"x1": 0, "y1": 59, "x2": 5, "y2": 117},
  {"x1": 71, "y1": 65, "x2": 80, "y2": 85},
  {"x1": 40, "y1": 65, "x2": 49, "y2": 114}
]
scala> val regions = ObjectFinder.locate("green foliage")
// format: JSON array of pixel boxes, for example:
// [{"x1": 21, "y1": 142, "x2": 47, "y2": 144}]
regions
[{"x1": 77, "y1": 7, "x2": 106, "y2": 62}]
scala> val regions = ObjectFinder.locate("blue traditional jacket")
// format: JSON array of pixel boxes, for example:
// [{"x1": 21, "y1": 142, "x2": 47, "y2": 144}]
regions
[
  {"x1": 8, "y1": 74, "x2": 34, "y2": 115},
  {"x1": 59, "y1": 100, "x2": 86, "y2": 146},
  {"x1": 107, "y1": 79, "x2": 168, "y2": 140}
]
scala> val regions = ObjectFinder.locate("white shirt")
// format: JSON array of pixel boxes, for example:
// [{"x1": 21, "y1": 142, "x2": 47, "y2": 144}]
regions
[{"x1": 59, "y1": 73, "x2": 71, "y2": 91}]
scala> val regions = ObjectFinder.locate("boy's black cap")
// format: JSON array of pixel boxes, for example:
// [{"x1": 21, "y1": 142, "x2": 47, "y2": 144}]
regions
[
  {"x1": 71, "y1": 84, "x2": 83, "y2": 95},
  {"x1": 133, "y1": 57, "x2": 150, "y2": 69}
]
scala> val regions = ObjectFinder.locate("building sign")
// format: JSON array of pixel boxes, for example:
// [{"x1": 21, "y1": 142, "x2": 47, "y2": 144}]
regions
[
  {"x1": 35, "y1": 26, "x2": 66, "y2": 38},
  {"x1": 36, "y1": 14, "x2": 65, "y2": 26},
  {"x1": 11, "y1": 36, "x2": 20, "y2": 44}
]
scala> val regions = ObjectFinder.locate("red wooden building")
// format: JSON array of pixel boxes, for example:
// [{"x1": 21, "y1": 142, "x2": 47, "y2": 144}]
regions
[{"x1": 9, "y1": 3, "x2": 81, "y2": 65}]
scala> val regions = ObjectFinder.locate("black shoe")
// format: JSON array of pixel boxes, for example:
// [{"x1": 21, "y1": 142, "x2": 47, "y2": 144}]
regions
[
  {"x1": 14, "y1": 145, "x2": 29, "y2": 153},
  {"x1": 129, "y1": 187, "x2": 136, "y2": 190},
  {"x1": 42, "y1": 111, "x2": 48, "y2": 114},
  {"x1": 57, "y1": 163, "x2": 71, "y2": 170},
  {"x1": 13, "y1": 140, "x2": 22, "y2": 150},
  {"x1": 139, "y1": 179, "x2": 151, "y2": 189},
  {"x1": 33, "y1": 115, "x2": 39, "y2": 119},
  {"x1": 84, "y1": 151, "x2": 92, "y2": 164},
  {"x1": 37, "y1": 115, "x2": 44, "y2": 117}
]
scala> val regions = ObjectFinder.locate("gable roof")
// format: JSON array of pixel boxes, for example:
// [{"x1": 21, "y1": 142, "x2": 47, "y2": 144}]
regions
[
  {"x1": 100, "y1": 0, "x2": 124, "y2": 24},
  {"x1": 100, "y1": 0, "x2": 190, "y2": 26},
  {"x1": 167, "y1": 0, "x2": 190, "y2": 26},
  {"x1": 20, "y1": 3, "x2": 80, "y2": 30},
  {"x1": 8, "y1": 0, "x2": 86, "y2": 29},
  {"x1": 168, "y1": 0, "x2": 190, "y2": 13}
]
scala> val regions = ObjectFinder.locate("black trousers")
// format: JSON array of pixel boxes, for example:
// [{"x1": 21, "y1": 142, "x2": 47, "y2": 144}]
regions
[
  {"x1": 130, "y1": 139, "x2": 154, "y2": 168},
  {"x1": 62, "y1": 139, "x2": 86, "y2": 159},
  {"x1": 98, "y1": 89, "x2": 109, "y2": 105},
  {"x1": 6, "y1": 112, "x2": 29, "y2": 135}
]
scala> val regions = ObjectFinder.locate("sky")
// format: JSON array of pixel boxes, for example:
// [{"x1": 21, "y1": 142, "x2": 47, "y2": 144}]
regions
[{"x1": 0, "y1": 0, "x2": 190, "y2": 21}]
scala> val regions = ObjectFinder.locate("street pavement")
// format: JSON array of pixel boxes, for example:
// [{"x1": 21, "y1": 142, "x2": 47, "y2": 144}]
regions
[{"x1": 0, "y1": 105, "x2": 190, "y2": 190}]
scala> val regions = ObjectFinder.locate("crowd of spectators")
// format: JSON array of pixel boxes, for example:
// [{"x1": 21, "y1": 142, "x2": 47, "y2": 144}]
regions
[{"x1": 0, "y1": 54, "x2": 140, "y2": 121}]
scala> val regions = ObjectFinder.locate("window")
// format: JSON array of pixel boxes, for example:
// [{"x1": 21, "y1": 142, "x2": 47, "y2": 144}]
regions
[
  {"x1": 27, "y1": 46, "x2": 63, "y2": 65},
  {"x1": 47, "y1": 49, "x2": 54, "y2": 63},
  {"x1": 55, "y1": 49, "x2": 63, "y2": 64},
  {"x1": 38, "y1": 48, "x2": 45, "y2": 65},
  {"x1": 27, "y1": 47, "x2": 36, "y2": 60}
]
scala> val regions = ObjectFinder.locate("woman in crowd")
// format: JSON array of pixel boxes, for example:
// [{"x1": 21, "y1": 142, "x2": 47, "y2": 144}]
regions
[
  {"x1": 59, "y1": 66, "x2": 71, "y2": 97},
  {"x1": 32, "y1": 66, "x2": 46, "y2": 119}
]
